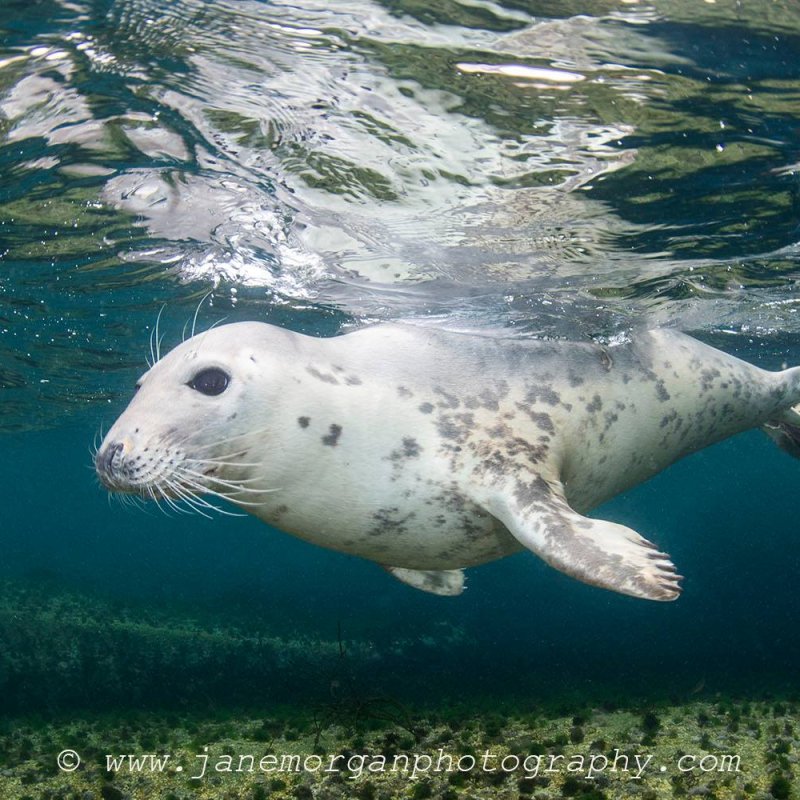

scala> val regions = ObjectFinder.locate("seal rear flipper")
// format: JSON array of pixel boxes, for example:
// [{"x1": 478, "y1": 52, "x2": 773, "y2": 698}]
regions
[
  {"x1": 384, "y1": 566, "x2": 465, "y2": 596},
  {"x1": 763, "y1": 405, "x2": 800, "y2": 459},
  {"x1": 485, "y1": 484, "x2": 681, "y2": 601}
]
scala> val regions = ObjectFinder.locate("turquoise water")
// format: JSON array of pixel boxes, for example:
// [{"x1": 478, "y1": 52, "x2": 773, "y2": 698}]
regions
[{"x1": 2, "y1": 0, "x2": 800, "y2": 728}]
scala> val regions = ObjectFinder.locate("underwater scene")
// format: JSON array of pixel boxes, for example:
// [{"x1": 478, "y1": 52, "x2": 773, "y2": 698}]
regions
[{"x1": 2, "y1": 0, "x2": 800, "y2": 798}]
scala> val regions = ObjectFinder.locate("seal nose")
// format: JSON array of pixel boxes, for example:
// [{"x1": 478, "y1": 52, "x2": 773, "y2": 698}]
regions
[{"x1": 96, "y1": 441, "x2": 124, "y2": 483}]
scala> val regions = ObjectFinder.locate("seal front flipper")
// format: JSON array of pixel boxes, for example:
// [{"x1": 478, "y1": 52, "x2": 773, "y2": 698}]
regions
[
  {"x1": 484, "y1": 480, "x2": 682, "y2": 601},
  {"x1": 384, "y1": 566, "x2": 465, "y2": 596}
]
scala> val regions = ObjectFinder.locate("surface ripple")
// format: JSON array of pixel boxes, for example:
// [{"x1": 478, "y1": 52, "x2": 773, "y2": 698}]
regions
[{"x1": 2, "y1": 0, "x2": 800, "y2": 429}]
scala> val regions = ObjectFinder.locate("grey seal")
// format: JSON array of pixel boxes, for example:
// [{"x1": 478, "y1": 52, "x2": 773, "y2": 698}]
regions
[{"x1": 95, "y1": 322, "x2": 800, "y2": 600}]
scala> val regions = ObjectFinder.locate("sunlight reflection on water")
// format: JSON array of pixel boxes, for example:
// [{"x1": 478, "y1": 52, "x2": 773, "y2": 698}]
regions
[{"x1": 1, "y1": 0, "x2": 800, "y2": 428}]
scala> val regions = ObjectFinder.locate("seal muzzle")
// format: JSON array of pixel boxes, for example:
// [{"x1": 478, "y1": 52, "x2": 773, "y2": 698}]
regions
[{"x1": 95, "y1": 441, "x2": 125, "y2": 489}]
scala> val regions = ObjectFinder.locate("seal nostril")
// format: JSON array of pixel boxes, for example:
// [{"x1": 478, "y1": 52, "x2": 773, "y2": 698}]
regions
[{"x1": 97, "y1": 441, "x2": 124, "y2": 477}]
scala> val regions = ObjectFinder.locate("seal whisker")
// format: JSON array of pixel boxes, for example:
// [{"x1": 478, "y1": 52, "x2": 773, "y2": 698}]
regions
[
  {"x1": 171, "y1": 478, "x2": 247, "y2": 518},
  {"x1": 148, "y1": 306, "x2": 163, "y2": 367},
  {"x1": 192, "y1": 495, "x2": 247, "y2": 517},
  {"x1": 92, "y1": 424, "x2": 105, "y2": 457},
  {"x1": 189, "y1": 488, "x2": 273, "y2": 508},
  {"x1": 166, "y1": 469, "x2": 242, "y2": 512},
  {"x1": 147, "y1": 486, "x2": 174, "y2": 518},
  {"x1": 160, "y1": 478, "x2": 209, "y2": 516},
  {"x1": 91, "y1": 430, "x2": 100, "y2": 458},
  {"x1": 110, "y1": 486, "x2": 143, "y2": 511},
  {"x1": 177, "y1": 466, "x2": 279, "y2": 497},
  {"x1": 189, "y1": 290, "x2": 214, "y2": 340},
  {"x1": 119, "y1": 493, "x2": 150, "y2": 515},
  {"x1": 177, "y1": 475, "x2": 266, "y2": 499},
  {"x1": 156, "y1": 481, "x2": 205, "y2": 516},
  {"x1": 179, "y1": 465, "x2": 270, "y2": 491},
  {"x1": 155, "y1": 304, "x2": 166, "y2": 363},
  {"x1": 160, "y1": 483, "x2": 198, "y2": 516},
  {"x1": 161, "y1": 494, "x2": 187, "y2": 516},
  {"x1": 165, "y1": 481, "x2": 216, "y2": 519},
  {"x1": 180, "y1": 480, "x2": 271, "y2": 500},
  {"x1": 192, "y1": 311, "x2": 228, "y2": 356},
  {"x1": 88, "y1": 437, "x2": 103, "y2": 471},
  {"x1": 186, "y1": 456, "x2": 263, "y2": 470},
  {"x1": 173, "y1": 466, "x2": 246, "y2": 497},
  {"x1": 172, "y1": 469, "x2": 263, "y2": 511},
  {"x1": 206, "y1": 315, "x2": 228, "y2": 333},
  {"x1": 185, "y1": 459, "x2": 264, "y2": 474}
]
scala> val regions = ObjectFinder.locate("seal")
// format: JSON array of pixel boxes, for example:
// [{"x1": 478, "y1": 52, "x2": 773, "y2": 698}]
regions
[{"x1": 95, "y1": 322, "x2": 800, "y2": 601}]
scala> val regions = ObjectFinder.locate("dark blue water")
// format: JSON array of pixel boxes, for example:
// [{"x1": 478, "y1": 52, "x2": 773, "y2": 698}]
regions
[
  {"x1": 2, "y1": 2, "x2": 800, "y2": 797},
  {"x1": 3, "y1": 416, "x2": 799, "y2": 710}
]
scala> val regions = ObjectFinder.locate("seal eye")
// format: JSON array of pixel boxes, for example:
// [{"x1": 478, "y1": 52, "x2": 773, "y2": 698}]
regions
[{"x1": 188, "y1": 367, "x2": 230, "y2": 396}]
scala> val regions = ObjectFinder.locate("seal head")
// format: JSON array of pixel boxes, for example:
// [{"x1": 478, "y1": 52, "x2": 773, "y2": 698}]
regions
[{"x1": 96, "y1": 322, "x2": 295, "y2": 509}]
